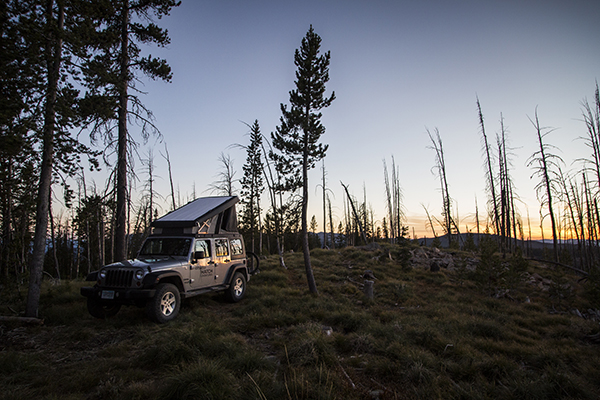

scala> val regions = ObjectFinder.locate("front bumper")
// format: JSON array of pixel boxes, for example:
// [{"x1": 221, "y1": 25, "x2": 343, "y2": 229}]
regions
[{"x1": 81, "y1": 286, "x2": 156, "y2": 302}]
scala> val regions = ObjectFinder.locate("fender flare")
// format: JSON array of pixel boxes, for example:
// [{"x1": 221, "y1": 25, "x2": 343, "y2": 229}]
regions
[
  {"x1": 224, "y1": 264, "x2": 249, "y2": 285},
  {"x1": 142, "y1": 271, "x2": 184, "y2": 291}
]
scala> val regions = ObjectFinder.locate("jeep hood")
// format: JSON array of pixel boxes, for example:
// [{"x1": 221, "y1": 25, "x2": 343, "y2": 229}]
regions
[{"x1": 105, "y1": 258, "x2": 187, "y2": 272}]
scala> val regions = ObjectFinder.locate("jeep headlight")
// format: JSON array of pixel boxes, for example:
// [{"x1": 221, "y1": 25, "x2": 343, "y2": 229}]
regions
[
  {"x1": 99, "y1": 269, "x2": 107, "y2": 279},
  {"x1": 135, "y1": 269, "x2": 144, "y2": 280}
]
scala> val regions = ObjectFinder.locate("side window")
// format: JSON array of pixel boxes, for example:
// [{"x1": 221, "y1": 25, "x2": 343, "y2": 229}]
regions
[
  {"x1": 215, "y1": 239, "x2": 229, "y2": 257},
  {"x1": 194, "y1": 240, "x2": 210, "y2": 258},
  {"x1": 230, "y1": 238, "x2": 243, "y2": 256}
]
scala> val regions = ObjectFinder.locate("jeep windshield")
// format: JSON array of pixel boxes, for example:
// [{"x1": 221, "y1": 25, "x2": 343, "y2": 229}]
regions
[{"x1": 139, "y1": 238, "x2": 192, "y2": 258}]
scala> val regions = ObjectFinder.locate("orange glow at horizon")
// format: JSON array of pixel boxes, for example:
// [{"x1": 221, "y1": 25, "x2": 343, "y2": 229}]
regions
[{"x1": 404, "y1": 215, "x2": 558, "y2": 242}]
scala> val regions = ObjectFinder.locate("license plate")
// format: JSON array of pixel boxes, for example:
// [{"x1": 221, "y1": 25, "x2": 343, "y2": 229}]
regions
[{"x1": 101, "y1": 290, "x2": 115, "y2": 300}]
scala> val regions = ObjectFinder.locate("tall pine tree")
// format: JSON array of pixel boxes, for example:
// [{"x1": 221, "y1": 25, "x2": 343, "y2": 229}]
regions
[
  {"x1": 80, "y1": 0, "x2": 179, "y2": 261},
  {"x1": 272, "y1": 26, "x2": 335, "y2": 294},
  {"x1": 0, "y1": 0, "x2": 40, "y2": 280},
  {"x1": 23, "y1": 0, "x2": 99, "y2": 317},
  {"x1": 240, "y1": 120, "x2": 264, "y2": 254}
]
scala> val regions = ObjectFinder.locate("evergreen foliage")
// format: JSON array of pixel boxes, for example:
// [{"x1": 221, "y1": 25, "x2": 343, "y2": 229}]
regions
[
  {"x1": 240, "y1": 120, "x2": 264, "y2": 254},
  {"x1": 271, "y1": 25, "x2": 335, "y2": 294},
  {"x1": 78, "y1": 0, "x2": 180, "y2": 261},
  {"x1": 16, "y1": 0, "x2": 98, "y2": 317}
]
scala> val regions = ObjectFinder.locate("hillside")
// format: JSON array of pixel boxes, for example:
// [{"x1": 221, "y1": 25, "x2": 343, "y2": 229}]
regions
[{"x1": 1, "y1": 244, "x2": 599, "y2": 399}]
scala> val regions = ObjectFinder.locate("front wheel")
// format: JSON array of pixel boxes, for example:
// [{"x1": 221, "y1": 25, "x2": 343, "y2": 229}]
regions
[
  {"x1": 225, "y1": 272, "x2": 246, "y2": 303},
  {"x1": 87, "y1": 297, "x2": 121, "y2": 319},
  {"x1": 146, "y1": 283, "x2": 181, "y2": 323}
]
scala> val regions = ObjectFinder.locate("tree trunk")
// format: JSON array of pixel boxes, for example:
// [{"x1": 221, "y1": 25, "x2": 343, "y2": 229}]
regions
[
  {"x1": 477, "y1": 98, "x2": 501, "y2": 237},
  {"x1": 302, "y1": 145, "x2": 318, "y2": 294},
  {"x1": 26, "y1": 0, "x2": 64, "y2": 318},
  {"x1": 341, "y1": 181, "x2": 368, "y2": 244},
  {"x1": 49, "y1": 190, "x2": 60, "y2": 280},
  {"x1": 383, "y1": 159, "x2": 394, "y2": 242},
  {"x1": 164, "y1": 143, "x2": 176, "y2": 211},
  {"x1": 322, "y1": 161, "x2": 327, "y2": 248},
  {"x1": 328, "y1": 195, "x2": 335, "y2": 249},
  {"x1": 114, "y1": 0, "x2": 129, "y2": 261},
  {"x1": 533, "y1": 111, "x2": 559, "y2": 262},
  {"x1": 1, "y1": 161, "x2": 13, "y2": 280},
  {"x1": 261, "y1": 141, "x2": 286, "y2": 268}
]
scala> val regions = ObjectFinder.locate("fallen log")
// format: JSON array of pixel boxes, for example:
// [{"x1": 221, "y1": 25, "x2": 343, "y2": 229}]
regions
[
  {"x1": 525, "y1": 257, "x2": 589, "y2": 277},
  {"x1": 0, "y1": 316, "x2": 44, "y2": 325}
]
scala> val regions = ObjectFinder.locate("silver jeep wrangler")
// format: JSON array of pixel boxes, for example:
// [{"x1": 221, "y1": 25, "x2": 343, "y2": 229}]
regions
[{"x1": 80, "y1": 196, "x2": 259, "y2": 323}]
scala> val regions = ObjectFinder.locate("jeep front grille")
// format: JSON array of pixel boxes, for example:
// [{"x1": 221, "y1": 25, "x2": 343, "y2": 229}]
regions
[{"x1": 105, "y1": 269, "x2": 134, "y2": 287}]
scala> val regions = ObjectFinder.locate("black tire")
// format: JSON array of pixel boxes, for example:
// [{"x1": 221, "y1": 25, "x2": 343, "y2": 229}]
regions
[
  {"x1": 146, "y1": 283, "x2": 181, "y2": 323},
  {"x1": 87, "y1": 297, "x2": 121, "y2": 319},
  {"x1": 225, "y1": 272, "x2": 246, "y2": 303},
  {"x1": 247, "y1": 252, "x2": 260, "y2": 275}
]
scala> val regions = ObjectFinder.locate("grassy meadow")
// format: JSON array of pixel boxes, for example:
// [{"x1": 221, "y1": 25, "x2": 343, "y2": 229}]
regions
[{"x1": 1, "y1": 243, "x2": 599, "y2": 399}]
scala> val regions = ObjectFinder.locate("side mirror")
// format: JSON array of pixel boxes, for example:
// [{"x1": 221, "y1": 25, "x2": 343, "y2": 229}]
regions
[{"x1": 193, "y1": 251, "x2": 205, "y2": 260}]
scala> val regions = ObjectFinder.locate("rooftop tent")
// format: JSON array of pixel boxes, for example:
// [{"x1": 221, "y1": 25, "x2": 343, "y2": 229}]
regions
[{"x1": 151, "y1": 196, "x2": 239, "y2": 235}]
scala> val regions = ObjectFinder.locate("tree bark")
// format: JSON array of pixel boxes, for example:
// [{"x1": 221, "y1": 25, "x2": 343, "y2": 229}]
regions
[
  {"x1": 26, "y1": 0, "x2": 64, "y2": 317},
  {"x1": 302, "y1": 140, "x2": 318, "y2": 294},
  {"x1": 114, "y1": 0, "x2": 129, "y2": 261}
]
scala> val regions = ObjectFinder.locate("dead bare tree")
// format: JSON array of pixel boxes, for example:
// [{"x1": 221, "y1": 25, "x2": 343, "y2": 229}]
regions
[
  {"x1": 340, "y1": 181, "x2": 368, "y2": 245},
  {"x1": 578, "y1": 83, "x2": 600, "y2": 266},
  {"x1": 583, "y1": 174, "x2": 599, "y2": 266},
  {"x1": 383, "y1": 159, "x2": 395, "y2": 242},
  {"x1": 327, "y1": 193, "x2": 335, "y2": 249},
  {"x1": 261, "y1": 136, "x2": 287, "y2": 268},
  {"x1": 141, "y1": 148, "x2": 162, "y2": 233},
  {"x1": 477, "y1": 97, "x2": 501, "y2": 238},
  {"x1": 580, "y1": 83, "x2": 600, "y2": 192},
  {"x1": 208, "y1": 152, "x2": 237, "y2": 196},
  {"x1": 497, "y1": 114, "x2": 521, "y2": 254},
  {"x1": 527, "y1": 108, "x2": 563, "y2": 262},
  {"x1": 362, "y1": 184, "x2": 369, "y2": 241},
  {"x1": 474, "y1": 195, "x2": 481, "y2": 236},
  {"x1": 321, "y1": 161, "x2": 327, "y2": 247},
  {"x1": 383, "y1": 156, "x2": 404, "y2": 243},
  {"x1": 427, "y1": 128, "x2": 458, "y2": 246},
  {"x1": 422, "y1": 204, "x2": 438, "y2": 239},
  {"x1": 161, "y1": 143, "x2": 177, "y2": 211},
  {"x1": 317, "y1": 160, "x2": 334, "y2": 248}
]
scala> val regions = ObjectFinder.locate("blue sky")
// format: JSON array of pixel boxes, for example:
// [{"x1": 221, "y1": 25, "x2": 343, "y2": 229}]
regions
[{"x1": 94, "y1": 0, "x2": 600, "y2": 238}]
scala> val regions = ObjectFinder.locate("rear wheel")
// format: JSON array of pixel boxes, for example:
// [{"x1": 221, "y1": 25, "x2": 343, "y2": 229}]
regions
[
  {"x1": 225, "y1": 272, "x2": 246, "y2": 302},
  {"x1": 87, "y1": 297, "x2": 121, "y2": 319},
  {"x1": 146, "y1": 283, "x2": 180, "y2": 323}
]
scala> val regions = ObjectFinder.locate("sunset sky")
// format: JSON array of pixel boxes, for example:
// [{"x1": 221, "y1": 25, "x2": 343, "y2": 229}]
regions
[{"x1": 94, "y1": 0, "x2": 600, "y2": 239}]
